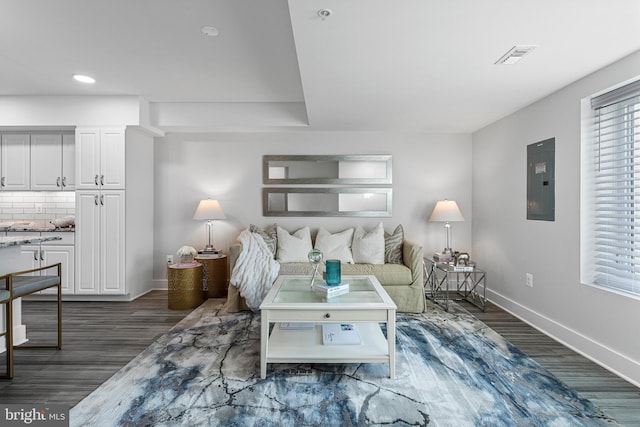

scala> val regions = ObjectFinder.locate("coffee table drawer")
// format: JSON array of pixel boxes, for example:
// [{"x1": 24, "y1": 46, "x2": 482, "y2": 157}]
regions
[{"x1": 268, "y1": 309, "x2": 390, "y2": 323}]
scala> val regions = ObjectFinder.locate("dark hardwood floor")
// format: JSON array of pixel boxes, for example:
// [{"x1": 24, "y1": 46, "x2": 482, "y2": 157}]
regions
[
  {"x1": 0, "y1": 291, "x2": 194, "y2": 406},
  {"x1": 1, "y1": 291, "x2": 638, "y2": 426},
  {"x1": 464, "y1": 302, "x2": 640, "y2": 427}
]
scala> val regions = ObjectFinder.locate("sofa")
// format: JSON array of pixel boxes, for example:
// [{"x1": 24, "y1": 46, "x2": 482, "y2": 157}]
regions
[{"x1": 225, "y1": 223, "x2": 425, "y2": 313}]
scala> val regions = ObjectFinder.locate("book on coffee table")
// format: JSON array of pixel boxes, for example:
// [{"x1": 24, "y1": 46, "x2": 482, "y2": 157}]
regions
[
  {"x1": 278, "y1": 322, "x2": 315, "y2": 330},
  {"x1": 313, "y1": 282, "x2": 349, "y2": 298},
  {"x1": 322, "y1": 323, "x2": 361, "y2": 345}
]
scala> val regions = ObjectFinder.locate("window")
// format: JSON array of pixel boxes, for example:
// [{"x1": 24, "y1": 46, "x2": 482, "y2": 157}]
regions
[{"x1": 582, "y1": 79, "x2": 640, "y2": 297}]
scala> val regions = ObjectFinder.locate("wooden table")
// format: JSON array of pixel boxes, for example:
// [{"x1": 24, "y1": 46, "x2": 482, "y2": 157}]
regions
[{"x1": 194, "y1": 253, "x2": 228, "y2": 298}]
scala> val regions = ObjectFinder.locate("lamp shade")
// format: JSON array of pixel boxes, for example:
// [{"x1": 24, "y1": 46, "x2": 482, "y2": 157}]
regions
[
  {"x1": 428, "y1": 200, "x2": 464, "y2": 222},
  {"x1": 193, "y1": 199, "x2": 226, "y2": 220}
]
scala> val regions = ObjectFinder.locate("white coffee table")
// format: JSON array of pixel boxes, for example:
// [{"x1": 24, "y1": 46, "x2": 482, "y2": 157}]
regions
[{"x1": 259, "y1": 275, "x2": 397, "y2": 379}]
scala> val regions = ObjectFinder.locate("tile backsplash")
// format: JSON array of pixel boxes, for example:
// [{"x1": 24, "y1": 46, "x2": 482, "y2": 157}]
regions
[{"x1": 0, "y1": 192, "x2": 75, "y2": 226}]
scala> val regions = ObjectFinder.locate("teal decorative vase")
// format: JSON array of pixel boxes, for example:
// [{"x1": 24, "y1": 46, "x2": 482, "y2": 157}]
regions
[{"x1": 325, "y1": 260, "x2": 341, "y2": 286}]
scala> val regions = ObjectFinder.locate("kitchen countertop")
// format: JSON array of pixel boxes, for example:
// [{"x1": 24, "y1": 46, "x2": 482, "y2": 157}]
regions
[
  {"x1": 0, "y1": 235, "x2": 63, "y2": 248},
  {"x1": 0, "y1": 226, "x2": 75, "y2": 232}
]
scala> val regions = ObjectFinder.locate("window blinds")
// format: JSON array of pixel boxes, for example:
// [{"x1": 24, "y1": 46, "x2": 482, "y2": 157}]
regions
[{"x1": 590, "y1": 81, "x2": 640, "y2": 296}]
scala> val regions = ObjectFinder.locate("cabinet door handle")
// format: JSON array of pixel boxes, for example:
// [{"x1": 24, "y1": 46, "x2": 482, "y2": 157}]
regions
[
  {"x1": 100, "y1": 174, "x2": 104, "y2": 186},
  {"x1": 62, "y1": 177, "x2": 67, "y2": 187},
  {"x1": 94, "y1": 195, "x2": 99, "y2": 205},
  {"x1": 40, "y1": 250, "x2": 45, "y2": 261},
  {"x1": 100, "y1": 195, "x2": 104, "y2": 205},
  {"x1": 95, "y1": 174, "x2": 99, "y2": 186},
  {"x1": 34, "y1": 250, "x2": 39, "y2": 261},
  {"x1": 56, "y1": 177, "x2": 61, "y2": 187},
  {"x1": 1, "y1": 176, "x2": 4, "y2": 187}
]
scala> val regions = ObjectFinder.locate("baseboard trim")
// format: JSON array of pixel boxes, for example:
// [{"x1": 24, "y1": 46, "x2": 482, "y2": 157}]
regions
[
  {"x1": 150, "y1": 279, "x2": 168, "y2": 291},
  {"x1": 486, "y1": 288, "x2": 640, "y2": 388}
]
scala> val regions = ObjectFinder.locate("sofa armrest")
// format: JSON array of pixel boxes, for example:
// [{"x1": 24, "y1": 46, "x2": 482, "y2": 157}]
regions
[
  {"x1": 229, "y1": 243, "x2": 242, "y2": 273},
  {"x1": 403, "y1": 239, "x2": 423, "y2": 287},
  {"x1": 225, "y1": 243, "x2": 250, "y2": 312}
]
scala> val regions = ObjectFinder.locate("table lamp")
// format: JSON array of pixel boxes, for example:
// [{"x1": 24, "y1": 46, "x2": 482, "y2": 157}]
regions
[
  {"x1": 428, "y1": 199, "x2": 464, "y2": 255},
  {"x1": 193, "y1": 199, "x2": 226, "y2": 253}
]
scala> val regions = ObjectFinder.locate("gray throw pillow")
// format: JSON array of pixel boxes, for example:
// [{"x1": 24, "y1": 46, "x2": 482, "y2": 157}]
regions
[
  {"x1": 249, "y1": 224, "x2": 277, "y2": 256},
  {"x1": 384, "y1": 224, "x2": 404, "y2": 264}
]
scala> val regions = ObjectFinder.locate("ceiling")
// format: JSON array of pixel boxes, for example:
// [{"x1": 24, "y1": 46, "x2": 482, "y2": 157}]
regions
[{"x1": 1, "y1": 0, "x2": 639, "y2": 133}]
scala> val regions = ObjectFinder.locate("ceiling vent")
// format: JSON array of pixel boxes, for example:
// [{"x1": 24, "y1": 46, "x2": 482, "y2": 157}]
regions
[{"x1": 495, "y1": 45, "x2": 537, "y2": 65}]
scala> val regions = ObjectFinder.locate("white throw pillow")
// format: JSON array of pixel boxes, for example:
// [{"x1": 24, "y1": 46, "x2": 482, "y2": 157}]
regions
[
  {"x1": 276, "y1": 226, "x2": 313, "y2": 263},
  {"x1": 352, "y1": 222, "x2": 385, "y2": 264},
  {"x1": 314, "y1": 227, "x2": 354, "y2": 264}
]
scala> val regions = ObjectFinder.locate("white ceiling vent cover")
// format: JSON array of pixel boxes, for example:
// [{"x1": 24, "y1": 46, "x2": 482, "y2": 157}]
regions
[{"x1": 495, "y1": 45, "x2": 538, "y2": 65}]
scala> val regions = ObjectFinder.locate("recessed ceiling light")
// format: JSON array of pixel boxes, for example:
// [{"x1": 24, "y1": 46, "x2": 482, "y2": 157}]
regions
[
  {"x1": 73, "y1": 74, "x2": 96, "y2": 84},
  {"x1": 317, "y1": 9, "x2": 332, "y2": 19},
  {"x1": 495, "y1": 45, "x2": 538, "y2": 65},
  {"x1": 201, "y1": 26, "x2": 219, "y2": 37}
]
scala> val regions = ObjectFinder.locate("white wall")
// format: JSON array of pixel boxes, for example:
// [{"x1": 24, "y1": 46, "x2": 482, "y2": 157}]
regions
[
  {"x1": 125, "y1": 128, "x2": 155, "y2": 298},
  {"x1": 472, "y1": 51, "x2": 640, "y2": 386},
  {"x1": 152, "y1": 131, "x2": 473, "y2": 283}
]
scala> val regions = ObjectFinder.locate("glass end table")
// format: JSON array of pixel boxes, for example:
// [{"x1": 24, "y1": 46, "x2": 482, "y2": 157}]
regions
[{"x1": 423, "y1": 257, "x2": 486, "y2": 312}]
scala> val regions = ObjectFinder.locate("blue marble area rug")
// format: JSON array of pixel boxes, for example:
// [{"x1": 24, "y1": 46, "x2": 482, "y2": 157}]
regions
[{"x1": 70, "y1": 299, "x2": 618, "y2": 426}]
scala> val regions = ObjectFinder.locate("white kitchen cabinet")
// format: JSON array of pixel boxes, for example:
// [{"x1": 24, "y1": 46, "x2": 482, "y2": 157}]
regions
[
  {"x1": 15, "y1": 232, "x2": 75, "y2": 294},
  {"x1": 75, "y1": 190, "x2": 125, "y2": 294},
  {"x1": 30, "y1": 133, "x2": 75, "y2": 191},
  {"x1": 15, "y1": 233, "x2": 42, "y2": 273},
  {"x1": 76, "y1": 128, "x2": 125, "y2": 190},
  {"x1": 62, "y1": 133, "x2": 76, "y2": 189},
  {"x1": 73, "y1": 126, "x2": 153, "y2": 300},
  {"x1": 0, "y1": 133, "x2": 30, "y2": 191},
  {"x1": 19, "y1": 245, "x2": 40, "y2": 272},
  {"x1": 41, "y1": 244, "x2": 75, "y2": 294},
  {"x1": 75, "y1": 192, "x2": 98, "y2": 294}
]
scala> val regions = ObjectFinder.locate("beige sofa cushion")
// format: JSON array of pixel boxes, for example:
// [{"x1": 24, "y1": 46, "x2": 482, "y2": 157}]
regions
[
  {"x1": 342, "y1": 263, "x2": 412, "y2": 286},
  {"x1": 278, "y1": 262, "x2": 412, "y2": 286},
  {"x1": 278, "y1": 263, "x2": 317, "y2": 275}
]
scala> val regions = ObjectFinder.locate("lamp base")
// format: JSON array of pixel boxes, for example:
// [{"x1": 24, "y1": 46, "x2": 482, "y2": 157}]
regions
[{"x1": 200, "y1": 245, "x2": 220, "y2": 254}]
